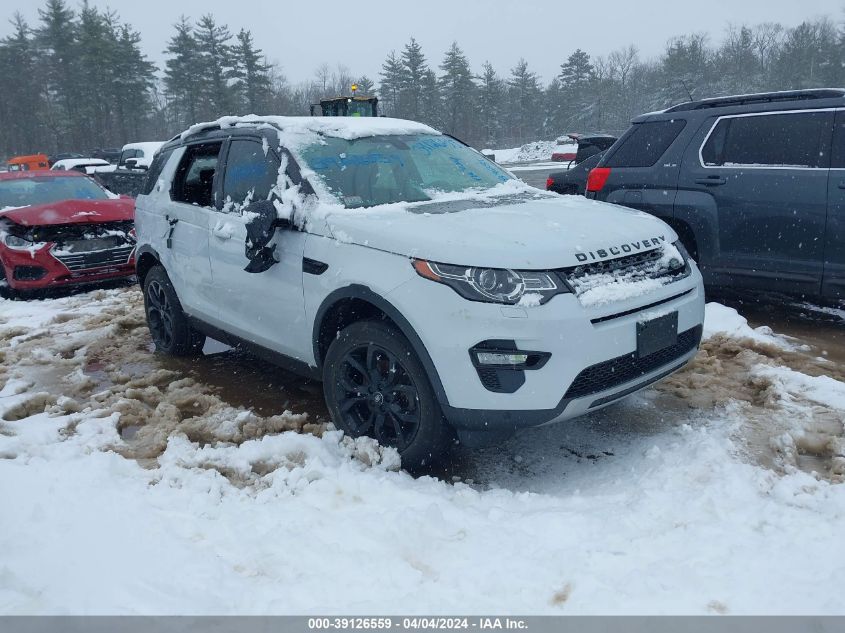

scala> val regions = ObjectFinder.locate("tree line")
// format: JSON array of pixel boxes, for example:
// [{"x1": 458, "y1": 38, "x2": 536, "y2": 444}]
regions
[{"x1": 1, "y1": 0, "x2": 843, "y2": 158}]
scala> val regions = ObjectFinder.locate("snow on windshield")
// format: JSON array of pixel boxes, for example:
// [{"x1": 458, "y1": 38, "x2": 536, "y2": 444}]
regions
[{"x1": 298, "y1": 134, "x2": 512, "y2": 208}]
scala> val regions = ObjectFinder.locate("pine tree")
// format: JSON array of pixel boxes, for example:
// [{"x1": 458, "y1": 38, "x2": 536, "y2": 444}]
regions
[
  {"x1": 75, "y1": 1, "x2": 113, "y2": 147},
  {"x1": 476, "y1": 61, "x2": 505, "y2": 147},
  {"x1": 398, "y1": 37, "x2": 429, "y2": 120},
  {"x1": 554, "y1": 49, "x2": 596, "y2": 133},
  {"x1": 164, "y1": 16, "x2": 202, "y2": 127},
  {"x1": 0, "y1": 13, "x2": 47, "y2": 155},
  {"x1": 231, "y1": 29, "x2": 272, "y2": 114},
  {"x1": 559, "y1": 49, "x2": 594, "y2": 87},
  {"x1": 438, "y1": 42, "x2": 477, "y2": 143},
  {"x1": 193, "y1": 14, "x2": 235, "y2": 119},
  {"x1": 36, "y1": 0, "x2": 80, "y2": 149},
  {"x1": 378, "y1": 50, "x2": 403, "y2": 116},
  {"x1": 505, "y1": 59, "x2": 542, "y2": 146},
  {"x1": 111, "y1": 22, "x2": 156, "y2": 141},
  {"x1": 419, "y1": 68, "x2": 441, "y2": 128}
]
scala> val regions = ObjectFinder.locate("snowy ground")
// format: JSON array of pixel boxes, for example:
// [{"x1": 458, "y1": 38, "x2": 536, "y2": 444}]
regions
[{"x1": 1, "y1": 287, "x2": 845, "y2": 614}]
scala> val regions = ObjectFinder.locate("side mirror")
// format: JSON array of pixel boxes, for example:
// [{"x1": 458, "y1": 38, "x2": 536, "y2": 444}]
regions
[{"x1": 243, "y1": 200, "x2": 289, "y2": 273}]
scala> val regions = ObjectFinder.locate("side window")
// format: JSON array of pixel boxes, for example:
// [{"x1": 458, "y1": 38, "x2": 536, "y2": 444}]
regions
[
  {"x1": 831, "y1": 111, "x2": 845, "y2": 168},
  {"x1": 171, "y1": 142, "x2": 222, "y2": 207},
  {"x1": 141, "y1": 147, "x2": 175, "y2": 195},
  {"x1": 604, "y1": 119, "x2": 686, "y2": 168},
  {"x1": 702, "y1": 111, "x2": 831, "y2": 168},
  {"x1": 221, "y1": 139, "x2": 281, "y2": 212}
]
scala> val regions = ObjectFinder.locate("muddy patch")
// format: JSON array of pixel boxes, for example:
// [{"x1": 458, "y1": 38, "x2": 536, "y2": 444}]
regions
[
  {"x1": 1, "y1": 288, "x2": 328, "y2": 471},
  {"x1": 658, "y1": 331, "x2": 845, "y2": 480}
]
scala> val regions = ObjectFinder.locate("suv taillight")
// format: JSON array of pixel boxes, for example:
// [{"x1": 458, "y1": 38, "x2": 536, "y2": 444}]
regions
[
  {"x1": 545, "y1": 177, "x2": 554, "y2": 190},
  {"x1": 586, "y1": 167, "x2": 611, "y2": 192}
]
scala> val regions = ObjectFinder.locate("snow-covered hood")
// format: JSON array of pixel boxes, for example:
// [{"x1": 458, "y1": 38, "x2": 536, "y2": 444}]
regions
[
  {"x1": 0, "y1": 198, "x2": 135, "y2": 227},
  {"x1": 317, "y1": 189, "x2": 677, "y2": 269}
]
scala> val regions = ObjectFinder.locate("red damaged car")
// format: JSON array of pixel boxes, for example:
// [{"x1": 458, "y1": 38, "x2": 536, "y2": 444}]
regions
[{"x1": 0, "y1": 170, "x2": 136, "y2": 296}]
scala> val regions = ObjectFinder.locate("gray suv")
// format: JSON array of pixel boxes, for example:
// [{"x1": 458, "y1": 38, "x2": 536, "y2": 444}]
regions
[{"x1": 586, "y1": 89, "x2": 845, "y2": 300}]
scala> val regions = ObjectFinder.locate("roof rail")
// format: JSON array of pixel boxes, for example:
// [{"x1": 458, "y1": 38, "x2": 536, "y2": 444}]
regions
[{"x1": 665, "y1": 88, "x2": 845, "y2": 112}]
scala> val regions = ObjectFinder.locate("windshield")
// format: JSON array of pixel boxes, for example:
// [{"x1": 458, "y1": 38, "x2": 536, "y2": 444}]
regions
[
  {"x1": 0, "y1": 176, "x2": 108, "y2": 208},
  {"x1": 299, "y1": 134, "x2": 512, "y2": 208}
]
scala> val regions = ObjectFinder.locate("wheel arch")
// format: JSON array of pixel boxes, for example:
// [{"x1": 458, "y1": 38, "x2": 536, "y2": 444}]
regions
[
  {"x1": 135, "y1": 245, "x2": 162, "y2": 288},
  {"x1": 312, "y1": 285, "x2": 450, "y2": 407}
]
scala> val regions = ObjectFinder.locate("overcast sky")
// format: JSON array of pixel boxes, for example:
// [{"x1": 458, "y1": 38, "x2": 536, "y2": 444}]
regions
[{"x1": 2, "y1": 0, "x2": 840, "y2": 83}]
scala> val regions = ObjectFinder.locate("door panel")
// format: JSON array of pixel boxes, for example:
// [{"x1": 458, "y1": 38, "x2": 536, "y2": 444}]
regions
[
  {"x1": 163, "y1": 142, "x2": 223, "y2": 321},
  {"x1": 208, "y1": 137, "x2": 310, "y2": 361},
  {"x1": 824, "y1": 111, "x2": 845, "y2": 299},
  {"x1": 685, "y1": 110, "x2": 832, "y2": 294}
]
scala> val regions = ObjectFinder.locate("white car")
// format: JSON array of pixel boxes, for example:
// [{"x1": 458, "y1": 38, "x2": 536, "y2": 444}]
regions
[
  {"x1": 134, "y1": 116, "x2": 705, "y2": 469},
  {"x1": 50, "y1": 158, "x2": 112, "y2": 174},
  {"x1": 117, "y1": 142, "x2": 164, "y2": 170}
]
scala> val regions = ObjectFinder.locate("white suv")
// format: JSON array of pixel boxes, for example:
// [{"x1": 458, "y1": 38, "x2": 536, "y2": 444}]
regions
[{"x1": 135, "y1": 116, "x2": 705, "y2": 469}]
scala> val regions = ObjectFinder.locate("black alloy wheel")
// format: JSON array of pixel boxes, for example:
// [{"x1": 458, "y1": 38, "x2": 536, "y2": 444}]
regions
[
  {"x1": 146, "y1": 278, "x2": 175, "y2": 350},
  {"x1": 142, "y1": 266, "x2": 205, "y2": 356},
  {"x1": 336, "y1": 342, "x2": 422, "y2": 452},
  {"x1": 323, "y1": 320, "x2": 452, "y2": 470}
]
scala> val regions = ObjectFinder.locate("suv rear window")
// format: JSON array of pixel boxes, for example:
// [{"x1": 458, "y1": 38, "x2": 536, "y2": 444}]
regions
[
  {"x1": 604, "y1": 120, "x2": 686, "y2": 168},
  {"x1": 701, "y1": 111, "x2": 830, "y2": 168}
]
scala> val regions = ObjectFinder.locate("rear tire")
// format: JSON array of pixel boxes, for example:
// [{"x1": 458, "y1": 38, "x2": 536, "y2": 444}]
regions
[
  {"x1": 142, "y1": 265, "x2": 205, "y2": 356},
  {"x1": 323, "y1": 320, "x2": 451, "y2": 471}
]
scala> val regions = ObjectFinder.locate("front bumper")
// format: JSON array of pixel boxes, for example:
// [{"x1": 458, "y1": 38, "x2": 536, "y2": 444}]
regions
[
  {"x1": 1, "y1": 243, "x2": 136, "y2": 291},
  {"x1": 387, "y1": 263, "x2": 705, "y2": 433}
]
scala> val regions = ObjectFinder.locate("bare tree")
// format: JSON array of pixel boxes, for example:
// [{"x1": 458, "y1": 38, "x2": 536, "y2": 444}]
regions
[{"x1": 752, "y1": 23, "x2": 784, "y2": 74}]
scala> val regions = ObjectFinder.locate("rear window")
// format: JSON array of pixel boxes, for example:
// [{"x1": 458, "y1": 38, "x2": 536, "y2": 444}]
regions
[
  {"x1": 702, "y1": 111, "x2": 831, "y2": 168},
  {"x1": 604, "y1": 120, "x2": 686, "y2": 168}
]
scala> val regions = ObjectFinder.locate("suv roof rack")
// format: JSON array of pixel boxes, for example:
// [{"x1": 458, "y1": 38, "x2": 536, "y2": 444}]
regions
[{"x1": 664, "y1": 88, "x2": 845, "y2": 112}]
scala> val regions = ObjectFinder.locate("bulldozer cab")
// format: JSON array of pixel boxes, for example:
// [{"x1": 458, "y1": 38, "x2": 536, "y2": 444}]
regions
[{"x1": 310, "y1": 95, "x2": 378, "y2": 117}]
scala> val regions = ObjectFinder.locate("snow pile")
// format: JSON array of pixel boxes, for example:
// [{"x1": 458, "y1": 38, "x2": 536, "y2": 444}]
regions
[
  {"x1": 703, "y1": 302, "x2": 799, "y2": 350},
  {"x1": 2, "y1": 288, "x2": 845, "y2": 614},
  {"x1": 490, "y1": 140, "x2": 558, "y2": 164}
]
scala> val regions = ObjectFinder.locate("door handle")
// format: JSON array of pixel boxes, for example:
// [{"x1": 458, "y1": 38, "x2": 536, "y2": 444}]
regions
[
  {"x1": 838, "y1": 182, "x2": 845, "y2": 190},
  {"x1": 695, "y1": 176, "x2": 726, "y2": 186}
]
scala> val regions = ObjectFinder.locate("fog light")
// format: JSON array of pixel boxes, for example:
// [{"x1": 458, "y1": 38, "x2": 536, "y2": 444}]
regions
[
  {"x1": 476, "y1": 351, "x2": 529, "y2": 366},
  {"x1": 13, "y1": 265, "x2": 47, "y2": 281}
]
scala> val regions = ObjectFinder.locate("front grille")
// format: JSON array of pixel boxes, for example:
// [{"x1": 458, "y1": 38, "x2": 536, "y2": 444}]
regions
[
  {"x1": 564, "y1": 325, "x2": 702, "y2": 401},
  {"x1": 53, "y1": 245, "x2": 134, "y2": 272},
  {"x1": 564, "y1": 248, "x2": 666, "y2": 277},
  {"x1": 559, "y1": 247, "x2": 689, "y2": 296}
]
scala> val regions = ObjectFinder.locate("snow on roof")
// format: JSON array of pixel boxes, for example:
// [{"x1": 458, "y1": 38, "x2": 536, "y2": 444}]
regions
[
  {"x1": 50, "y1": 158, "x2": 111, "y2": 170},
  {"x1": 178, "y1": 115, "x2": 440, "y2": 143},
  {"x1": 121, "y1": 141, "x2": 165, "y2": 155}
]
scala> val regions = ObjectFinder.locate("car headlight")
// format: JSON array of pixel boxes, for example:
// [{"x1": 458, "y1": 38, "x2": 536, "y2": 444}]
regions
[
  {"x1": 3, "y1": 233, "x2": 34, "y2": 250},
  {"x1": 413, "y1": 259, "x2": 566, "y2": 305},
  {"x1": 671, "y1": 240, "x2": 691, "y2": 267}
]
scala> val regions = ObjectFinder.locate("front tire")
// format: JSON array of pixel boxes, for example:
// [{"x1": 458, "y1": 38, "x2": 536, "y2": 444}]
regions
[
  {"x1": 323, "y1": 320, "x2": 451, "y2": 470},
  {"x1": 142, "y1": 266, "x2": 205, "y2": 356}
]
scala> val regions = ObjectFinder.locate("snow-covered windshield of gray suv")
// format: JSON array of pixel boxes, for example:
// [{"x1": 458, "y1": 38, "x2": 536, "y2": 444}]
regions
[{"x1": 299, "y1": 134, "x2": 512, "y2": 208}]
